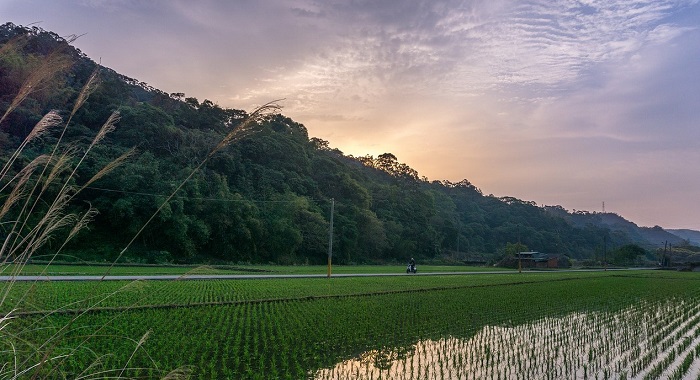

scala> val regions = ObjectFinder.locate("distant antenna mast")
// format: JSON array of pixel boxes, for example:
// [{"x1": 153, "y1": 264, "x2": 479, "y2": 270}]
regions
[{"x1": 602, "y1": 201, "x2": 605, "y2": 213}]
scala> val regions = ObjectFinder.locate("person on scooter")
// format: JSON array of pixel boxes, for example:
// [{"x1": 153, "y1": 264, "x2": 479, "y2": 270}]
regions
[{"x1": 408, "y1": 257, "x2": 416, "y2": 272}]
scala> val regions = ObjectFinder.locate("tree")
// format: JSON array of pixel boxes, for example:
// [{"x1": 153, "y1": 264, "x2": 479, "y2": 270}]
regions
[
  {"x1": 505, "y1": 242, "x2": 529, "y2": 256},
  {"x1": 611, "y1": 244, "x2": 647, "y2": 266},
  {"x1": 1, "y1": 22, "x2": 653, "y2": 266}
]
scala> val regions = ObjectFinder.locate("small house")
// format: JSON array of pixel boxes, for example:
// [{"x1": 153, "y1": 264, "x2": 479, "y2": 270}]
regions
[{"x1": 516, "y1": 252, "x2": 560, "y2": 269}]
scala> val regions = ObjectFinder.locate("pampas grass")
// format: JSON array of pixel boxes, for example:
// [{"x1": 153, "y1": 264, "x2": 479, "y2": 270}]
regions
[
  {"x1": 0, "y1": 41, "x2": 140, "y2": 378},
  {"x1": 102, "y1": 99, "x2": 282, "y2": 279},
  {"x1": 1, "y1": 30, "x2": 281, "y2": 379}
]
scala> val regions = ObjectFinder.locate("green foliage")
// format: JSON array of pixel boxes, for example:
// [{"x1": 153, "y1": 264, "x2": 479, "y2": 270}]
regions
[
  {"x1": 0, "y1": 23, "x2": 648, "y2": 265},
  {"x1": 610, "y1": 244, "x2": 647, "y2": 266},
  {"x1": 504, "y1": 242, "x2": 529, "y2": 256}
]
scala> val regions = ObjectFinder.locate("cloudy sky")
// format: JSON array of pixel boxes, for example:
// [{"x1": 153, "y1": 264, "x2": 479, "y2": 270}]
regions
[{"x1": 3, "y1": 0, "x2": 700, "y2": 230}]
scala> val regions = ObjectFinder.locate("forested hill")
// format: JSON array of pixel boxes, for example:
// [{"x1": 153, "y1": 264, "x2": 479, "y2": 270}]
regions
[{"x1": 0, "y1": 23, "x2": 674, "y2": 264}]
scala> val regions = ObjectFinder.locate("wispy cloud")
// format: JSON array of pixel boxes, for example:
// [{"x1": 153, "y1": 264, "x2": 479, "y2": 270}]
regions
[{"x1": 226, "y1": 0, "x2": 697, "y2": 112}]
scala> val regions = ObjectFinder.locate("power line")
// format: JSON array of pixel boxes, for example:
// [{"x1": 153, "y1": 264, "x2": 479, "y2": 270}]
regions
[
  {"x1": 84, "y1": 186, "x2": 327, "y2": 204},
  {"x1": 83, "y1": 187, "x2": 468, "y2": 231}
]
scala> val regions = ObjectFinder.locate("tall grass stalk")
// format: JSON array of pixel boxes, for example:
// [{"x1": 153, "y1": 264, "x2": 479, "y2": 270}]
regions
[
  {"x1": 0, "y1": 34, "x2": 76, "y2": 125},
  {"x1": 100, "y1": 99, "x2": 282, "y2": 280},
  {"x1": 24, "y1": 94, "x2": 280, "y2": 377},
  {"x1": 1, "y1": 31, "x2": 282, "y2": 378},
  {"x1": 0, "y1": 40, "x2": 149, "y2": 378}
]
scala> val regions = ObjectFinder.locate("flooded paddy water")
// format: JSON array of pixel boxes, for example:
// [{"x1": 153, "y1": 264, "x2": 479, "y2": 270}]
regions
[{"x1": 313, "y1": 298, "x2": 700, "y2": 380}]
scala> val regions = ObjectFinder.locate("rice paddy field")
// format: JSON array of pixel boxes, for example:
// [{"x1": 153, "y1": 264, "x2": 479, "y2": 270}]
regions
[{"x1": 3, "y1": 268, "x2": 700, "y2": 379}]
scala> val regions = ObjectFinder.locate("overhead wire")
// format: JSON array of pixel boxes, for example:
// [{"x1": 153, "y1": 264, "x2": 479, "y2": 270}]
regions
[
  {"x1": 83, "y1": 186, "x2": 326, "y2": 204},
  {"x1": 82, "y1": 186, "x2": 467, "y2": 231}
]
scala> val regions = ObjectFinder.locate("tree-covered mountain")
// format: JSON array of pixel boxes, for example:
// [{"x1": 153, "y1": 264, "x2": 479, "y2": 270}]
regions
[
  {"x1": 0, "y1": 23, "x2": 689, "y2": 265},
  {"x1": 668, "y1": 229, "x2": 700, "y2": 246}
]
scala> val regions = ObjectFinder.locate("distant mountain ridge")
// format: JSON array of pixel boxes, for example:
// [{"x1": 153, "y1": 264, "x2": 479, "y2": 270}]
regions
[
  {"x1": 667, "y1": 229, "x2": 700, "y2": 246},
  {"x1": 588, "y1": 212, "x2": 688, "y2": 247},
  {"x1": 543, "y1": 207, "x2": 695, "y2": 249}
]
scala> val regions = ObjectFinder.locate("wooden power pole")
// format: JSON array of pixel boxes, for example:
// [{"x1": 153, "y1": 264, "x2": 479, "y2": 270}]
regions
[{"x1": 327, "y1": 198, "x2": 334, "y2": 278}]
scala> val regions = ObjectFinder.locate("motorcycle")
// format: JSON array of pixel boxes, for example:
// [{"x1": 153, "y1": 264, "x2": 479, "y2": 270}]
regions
[{"x1": 406, "y1": 263, "x2": 417, "y2": 274}]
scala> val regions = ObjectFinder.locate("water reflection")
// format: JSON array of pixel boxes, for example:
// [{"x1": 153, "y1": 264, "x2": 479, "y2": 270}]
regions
[
  {"x1": 312, "y1": 299, "x2": 700, "y2": 380},
  {"x1": 311, "y1": 338, "x2": 459, "y2": 380}
]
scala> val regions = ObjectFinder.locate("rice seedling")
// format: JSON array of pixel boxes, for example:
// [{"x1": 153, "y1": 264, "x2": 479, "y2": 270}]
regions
[{"x1": 9, "y1": 277, "x2": 684, "y2": 379}]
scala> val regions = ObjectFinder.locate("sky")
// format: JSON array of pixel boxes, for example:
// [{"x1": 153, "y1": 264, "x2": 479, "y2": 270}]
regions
[{"x1": 2, "y1": 0, "x2": 700, "y2": 230}]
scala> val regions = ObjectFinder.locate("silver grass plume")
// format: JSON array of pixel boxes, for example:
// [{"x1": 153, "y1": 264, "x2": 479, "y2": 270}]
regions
[
  {"x1": 101, "y1": 100, "x2": 282, "y2": 278},
  {"x1": 0, "y1": 53, "x2": 71, "y2": 125},
  {"x1": 0, "y1": 111, "x2": 62, "y2": 182},
  {"x1": 90, "y1": 111, "x2": 119, "y2": 148},
  {"x1": 70, "y1": 69, "x2": 99, "y2": 119},
  {"x1": 211, "y1": 99, "x2": 283, "y2": 156},
  {"x1": 118, "y1": 329, "x2": 152, "y2": 378},
  {"x1": 42, "y1": 149, "x2": 76, "y2": 192},
  {"x1": 60, "y1": 111, "x2": 120, "y2": 193},
  {"x1": 81, "y1": 148, "x2": 135, "y2": 190}
]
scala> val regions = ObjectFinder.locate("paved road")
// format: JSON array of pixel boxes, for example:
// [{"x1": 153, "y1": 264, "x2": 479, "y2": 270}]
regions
[{"x1": 0, "y1": 268, "x2": 655, "y2": 281}]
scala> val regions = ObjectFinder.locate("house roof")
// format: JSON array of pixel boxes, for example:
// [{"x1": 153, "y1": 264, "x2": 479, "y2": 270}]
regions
[{"x1": 517, "y1": 252, "x2": 554, "y2": 262}]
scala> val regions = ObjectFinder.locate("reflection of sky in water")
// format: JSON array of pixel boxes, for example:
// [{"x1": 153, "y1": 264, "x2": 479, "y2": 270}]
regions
[{"x1": 312, "y1": 299, "x2": 700, "y2": 380}]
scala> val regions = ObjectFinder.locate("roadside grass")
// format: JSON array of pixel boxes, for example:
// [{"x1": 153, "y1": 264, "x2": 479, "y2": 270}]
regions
[
  {"x1": 4, "y1": 263, "x2": 514, "y2": 276},
  {"x1": 3, "y1": 263, "x2": 257, "y2": 276},
  {"x1": 259, "y1": 264, "x2": 514, "y2": 274}
]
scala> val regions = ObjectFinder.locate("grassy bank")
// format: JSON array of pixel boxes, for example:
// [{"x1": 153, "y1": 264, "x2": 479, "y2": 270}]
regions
[{"x1": 5, "y1": 263, "x2": 512, "y2": 276}]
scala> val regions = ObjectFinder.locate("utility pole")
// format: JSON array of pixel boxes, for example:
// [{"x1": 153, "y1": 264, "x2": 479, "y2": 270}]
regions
[
  {"x1": 456, "y1": 223, "x2": 460, "y2": 253},
  {"x1": 327, "y1": 198, "x2": 334, "y2": 278},
  {"x1": 517, "y1": 227, "x2": 522, "y2": 273},
  {"x1": 603, "y1": 234, "x2": 607, "y2": 271}
]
